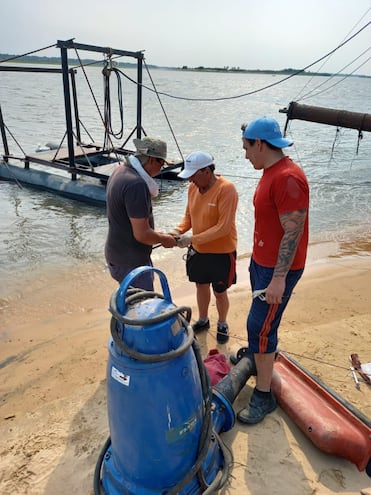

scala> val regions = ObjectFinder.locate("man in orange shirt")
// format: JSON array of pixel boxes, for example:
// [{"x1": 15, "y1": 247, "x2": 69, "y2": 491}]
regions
[{"x1": 172, "y1": 151, "x2": 238, "y2": 344}]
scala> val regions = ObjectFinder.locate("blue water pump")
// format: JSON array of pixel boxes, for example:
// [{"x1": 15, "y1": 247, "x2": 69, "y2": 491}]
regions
[{"x1": 94, "y1": 266, "x2": 257, "y2": 494}]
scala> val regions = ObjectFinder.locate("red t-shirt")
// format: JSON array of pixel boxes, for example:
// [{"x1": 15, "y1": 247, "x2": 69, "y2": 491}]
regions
[{"x1": 252, "y1": 156, "x2": 309, "y2": 270}]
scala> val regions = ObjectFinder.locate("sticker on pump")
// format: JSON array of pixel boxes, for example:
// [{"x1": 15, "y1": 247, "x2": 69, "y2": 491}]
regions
[{"x1": 111, "y1": 366, "x2": 130, "y2": 386}]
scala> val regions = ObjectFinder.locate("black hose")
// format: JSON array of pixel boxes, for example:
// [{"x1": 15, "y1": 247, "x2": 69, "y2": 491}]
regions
[
  {"x1": 109, "y1": 288, "x2": 192, "y2": 326},
  {"x1": 193, "y1": 339, "x2": 214, "y2": 491},
  {"x1": 109, "y1": 287, "x2": 191, "y2": 327},
  {"x1": 103, "y1": 66, "x2": 124, "y2": 144},
  {"x1": 110, "y1": 313, "x2": 194, "y2": 363},
  {"x1": 109, "y1": 286, "x2": 194, "y2": 362},
  {"x1": 93, "y1": 436, "x2": 111, "y2": 495},
  {"x1": 166, "y1": 339, "x2": 214, "y2": 495}
]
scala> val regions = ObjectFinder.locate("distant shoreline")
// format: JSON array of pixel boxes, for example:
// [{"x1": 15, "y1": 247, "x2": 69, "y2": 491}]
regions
[{"x1": 0, "y1": 53, "x2": 369, "y2": 79}]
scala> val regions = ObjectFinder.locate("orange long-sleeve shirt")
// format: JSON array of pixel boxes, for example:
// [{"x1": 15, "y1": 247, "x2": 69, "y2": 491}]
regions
[{"x1": 176, "y1": 175, "x2": 238, "y2": 253}]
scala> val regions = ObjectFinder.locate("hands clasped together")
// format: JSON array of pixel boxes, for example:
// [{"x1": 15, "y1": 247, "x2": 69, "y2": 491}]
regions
[{"x1": 167, "y1": 229, "x2": 192, "y2": 248}]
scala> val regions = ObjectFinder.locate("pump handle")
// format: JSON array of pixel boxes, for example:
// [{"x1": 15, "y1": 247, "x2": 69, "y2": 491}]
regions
[{"x1": 116, "y1": 266, "x2": 172, "y2": 313}]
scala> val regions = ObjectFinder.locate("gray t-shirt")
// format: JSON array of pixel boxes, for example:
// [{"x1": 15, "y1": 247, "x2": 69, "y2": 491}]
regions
[{"x1": 105, "y1": 163, "x2": 154, "y2": 267}]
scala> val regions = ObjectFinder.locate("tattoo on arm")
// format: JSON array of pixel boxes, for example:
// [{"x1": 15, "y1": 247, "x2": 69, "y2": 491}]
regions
[{"x1": 274, "y1": 209, "x2": 307, "y2": 277}]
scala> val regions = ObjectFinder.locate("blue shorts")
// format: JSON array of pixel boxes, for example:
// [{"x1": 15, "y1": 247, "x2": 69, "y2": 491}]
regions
[
  {"x1": 108, "y1": 262, "x2": 154, "y2": 291},
  {"x1": 247, "y1": 258, "x2": 303, "y2": 353}
]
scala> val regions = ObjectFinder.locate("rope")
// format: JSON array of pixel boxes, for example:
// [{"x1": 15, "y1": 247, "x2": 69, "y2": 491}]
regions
[
  {"x1": 143, "y1": 61, "x2": 184, "y2": 162},
  {"x1": 226, "y1": 335, "x2": 362, "y2": 374},
  {"x1": 1, "y1": 161, "x2": 24, "y2": 189},
  {"x1": 72, "y1": 49, "x2": 122, "y2": 163},
  {"x1": 356, "y1": 114, "x2": 367, "y2": 156},
  {"x1": 298, "y1": 53, "x2": 371, "y2": 102},
  {"x1": 292, "y1": 6, "x2": 371, "y2": 101},
  {"x1": 0, "y1": 43, "x2": 57, "y2": 64},
  {"x1": 0, "y1": 121, "x2": 27, "y2": 156},
  {"x1": 115, "y1": 21, "x2": 370, "y2": 103},
  {"x1": 279, "y1": 350, "x2": 351, "y2": 372},
  {"x1": 73, "y1": 49, "x2": 107, "y2": 130}
]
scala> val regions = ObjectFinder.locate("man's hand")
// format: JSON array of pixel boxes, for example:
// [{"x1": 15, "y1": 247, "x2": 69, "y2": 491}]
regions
[
  {"x1": 176, "y1": 234, "x2": 192, "y2": 248},
  {"x1": 168, "y1": 228, "x2": 181, "y2": 237},
  {"x1": 160, "y1": 234, "x2": 178, "y2": 248},
  {"x1": 265, "y1": 277, "x2": 285, "y2": 304}
]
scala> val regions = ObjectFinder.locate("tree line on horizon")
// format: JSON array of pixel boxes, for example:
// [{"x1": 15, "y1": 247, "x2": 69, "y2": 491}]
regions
[{"x1": 0, "y1": 53, "x2": 368, "y2": 78}]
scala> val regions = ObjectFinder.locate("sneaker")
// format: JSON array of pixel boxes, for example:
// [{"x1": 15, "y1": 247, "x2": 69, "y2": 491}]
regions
[
  {"x1": 217, "y1": 323, "x2": 229, "y2": 344},
  {"x1": 237, "y1": 388, "x2": 277, "y2": 424},
  {"x1": 192, "y1": 319, "x2": 210, "y2": 333}
]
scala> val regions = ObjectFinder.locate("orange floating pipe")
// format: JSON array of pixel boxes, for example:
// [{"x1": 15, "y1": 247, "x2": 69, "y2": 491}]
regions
[{"x1": 271, "y1": 352, "x2": 371, "y2": 474}]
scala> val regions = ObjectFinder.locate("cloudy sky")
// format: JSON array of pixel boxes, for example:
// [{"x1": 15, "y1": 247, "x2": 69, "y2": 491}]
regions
[{"x1": 1, "y1": 0, "x2": 370, "y2": 76}]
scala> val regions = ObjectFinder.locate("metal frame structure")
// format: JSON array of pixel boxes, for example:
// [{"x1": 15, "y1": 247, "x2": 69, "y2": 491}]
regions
[{"x1": 0, "y1": 40, "x2": 146, "y2": 181}]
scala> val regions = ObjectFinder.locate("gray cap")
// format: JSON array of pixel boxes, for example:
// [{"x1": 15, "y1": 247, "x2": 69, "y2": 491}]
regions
[{"x1": 133, "y1": 137, "x2": 167, "y2": 161}]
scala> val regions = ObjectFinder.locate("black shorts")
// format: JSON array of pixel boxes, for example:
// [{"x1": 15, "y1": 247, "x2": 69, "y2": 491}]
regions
[{"x1": 185, "y1": 248, "x2": 237, "y2": 293}]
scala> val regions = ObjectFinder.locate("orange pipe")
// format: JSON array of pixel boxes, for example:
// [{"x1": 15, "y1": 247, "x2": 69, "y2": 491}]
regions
[{"x1": 271, "y1": 352, "x2": 371, "y2": 473}]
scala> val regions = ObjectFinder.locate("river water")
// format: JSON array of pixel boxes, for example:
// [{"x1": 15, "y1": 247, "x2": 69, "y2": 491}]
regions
[{"x1": 0, "y1": 65, "x2": 370, "y2": 300}]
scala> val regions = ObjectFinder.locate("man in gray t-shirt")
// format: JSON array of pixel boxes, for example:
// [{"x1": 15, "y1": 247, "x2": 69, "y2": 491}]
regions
[{"x1": 105, "y1": 137, "x2": 176, "y2": 290}]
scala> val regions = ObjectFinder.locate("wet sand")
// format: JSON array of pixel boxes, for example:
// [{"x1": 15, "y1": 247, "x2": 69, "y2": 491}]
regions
[{"x1": 1, "y1": 244, "x2": 371, "y2": 494}]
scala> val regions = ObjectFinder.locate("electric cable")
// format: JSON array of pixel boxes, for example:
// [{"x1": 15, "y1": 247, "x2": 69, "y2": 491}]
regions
[
  {"x1": 143, "y1": 60, "x2": 184, "y2": 162},
  {"x1": 298, "y1": 51, "x2": 371, "y2": 102},
  {"x1": 292, "y1": 6, "x2": 371, "y2": 101},
  {"x1": 116, "y1": 21, "x2": 370, "y2": 103},
  {"x1": 103, "y1": 65, "x2": 124, "y2": 143},
  {"x1": 0, "y1": 43, "x2": 57, "y2": 64}
]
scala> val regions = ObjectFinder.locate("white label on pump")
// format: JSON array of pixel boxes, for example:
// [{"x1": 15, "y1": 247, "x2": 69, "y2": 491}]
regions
[{"x1": 111, "y1": 366, "x2": 130, "y2": 387}]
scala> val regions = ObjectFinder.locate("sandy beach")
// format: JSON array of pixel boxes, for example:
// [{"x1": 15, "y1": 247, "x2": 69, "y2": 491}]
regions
[{"x1": 1, "y1": 246, "x2": 371, "y2": 495}]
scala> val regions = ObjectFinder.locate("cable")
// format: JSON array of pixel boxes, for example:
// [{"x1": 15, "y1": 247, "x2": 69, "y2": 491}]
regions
[
  {"x1": 103, "y1": 65, "x2": 124, "y2": 144},
  {"x1": 116, "y1": 21, "x2": 370, "y2": 103},
  {"x1": 280, "y1": 349, "x2": 351, "y2": 371},
  {"x1": 298, "y1": 51, "x2": 371, "y2": 102},
  {"x1": 143, "y1": 60, "x2": 184, "y2": 162},
  {"x1": 0, "y1": 121, "x2": 27, "y2": 156},
  {"x1": 93, "y1": 437, "x2": 111, "y2": 495},
  {"x1": 0, "y1": 43, "x2": 57, "y2": 64},
  {"x1": 71, "y1": 49, "x2": 123, "y2": 164},
  {"x1": 292, "y1": 7, "x2": 371, "y2": 101}
]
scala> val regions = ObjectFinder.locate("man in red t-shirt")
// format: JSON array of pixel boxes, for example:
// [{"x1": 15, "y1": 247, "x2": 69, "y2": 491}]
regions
[{"x1": 237, "y1": 117, "x2": 309, "y2": 424}]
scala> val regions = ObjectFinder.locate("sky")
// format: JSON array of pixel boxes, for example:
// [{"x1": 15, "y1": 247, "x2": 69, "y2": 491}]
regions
[{"x1": 1, "y1": 0, "x2": 370, "y2": 76}]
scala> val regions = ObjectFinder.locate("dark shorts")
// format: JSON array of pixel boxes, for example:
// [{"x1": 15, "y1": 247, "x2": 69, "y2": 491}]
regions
[
  {"x1": 108, "y1": 262, "x2": 154, "y2": 291},
  {"x1": 185, "y1": 248, "x2": 236, "y2": 293},
  {"x1": 247, "y1": 258, "x2": 304, "y2": 354}
]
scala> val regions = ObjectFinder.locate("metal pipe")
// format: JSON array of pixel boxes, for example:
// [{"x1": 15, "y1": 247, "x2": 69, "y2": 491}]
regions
[
  {"x1": 0, "y1": 105, "x2": 9, "y2": 160},
  {"x1": 214, "y1": 352, "x2": 256, "y2": 404},
  {"x1": 280, "y1": 101, "x2": 371, "y2": 132},
  {"x1": 0, "y1": 66, "x2": 63, "y2": 73},
  {"x1": 212, "y1": 352, "x2": 257, "y2": 433},
  {"x1": 60, "y1": 45, "x2": 76, "y2": 178},
  {"x1": 56, "y1": 39, "x2": 143, "y2": 59},
  {"x1": 70, "y1": 69, "x2": 81, "y2": 144},
  {"x1": 137, "y1": 57, "x2": 143, "y2": 139}
]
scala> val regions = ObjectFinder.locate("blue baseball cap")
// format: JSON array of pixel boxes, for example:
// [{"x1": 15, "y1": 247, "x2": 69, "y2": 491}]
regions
[{"x1": 242, "y1": 117, "x2": 293, "y2": 148}]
